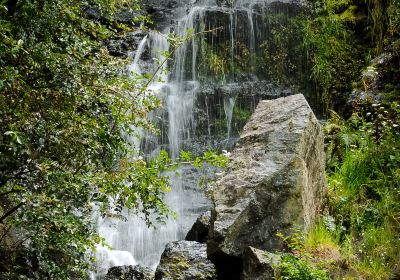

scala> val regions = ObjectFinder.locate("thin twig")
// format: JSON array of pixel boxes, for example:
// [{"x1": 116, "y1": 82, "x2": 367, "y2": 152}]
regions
[{"x1": 0, "y1": 224, "x2": 12, "y2": 243}]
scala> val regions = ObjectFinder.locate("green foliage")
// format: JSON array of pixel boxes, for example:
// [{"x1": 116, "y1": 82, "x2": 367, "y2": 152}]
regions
[
  {"x1": 178, "y1": 150, "x2": 228, "y2": 168},
  {"x1": 277, "y1": 254, "x2": 330, "y2": 280},
  {"x1": 261, "y1": 13, "x2": 305, "y2": 87},
  {"x1": 366, "y1": 0, "x2": 400, "y2": 53},
  {"x1": 197, "y1": 32, "x2": 253, "y2": 83},
  {"x1": 325, "y1": 100, "x2": 400, "y2": 279},
  {"x1": 0, "y1": 0, "x2": 228, "y2": 278},
  {"x1": 0, "y1": 0, "x2": 148, "y2": 277},
  {"x1": 274, "y1": 228, "x2": 330, "y2": 280},
  {"x1": 301, "y1": 8, "x2": 362, "y2": 108},
  {"x1": 197, "y1": 41, "x2": 229, "y2": 83},
  {"x1": 206, "y1": 51, "x2": 227, "y2": 80},
  {"x1": 305, "y1": 221, "x2": 340, "y2": 252},
  {"x1": 261, "y1": 7, "x2": 362, "y2": 111}
]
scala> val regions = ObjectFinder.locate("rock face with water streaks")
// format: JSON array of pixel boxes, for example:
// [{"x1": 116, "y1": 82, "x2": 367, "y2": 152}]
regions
[
  {"x1": 207, "y1": 94, "x2": 327, "y2": 262},
  {"x1": 106, "y1": 31, "x2": 150, "y2": 58},
  {"x1": 155, "y1": 241, "x2": 217, "y2": 280}
]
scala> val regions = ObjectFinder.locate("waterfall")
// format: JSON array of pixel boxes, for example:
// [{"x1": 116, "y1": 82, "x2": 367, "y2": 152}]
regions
[
  {"x1": 223, "y1": 96, "x2": 236, "y2": 139},
  {"x1": 148, "y1": 31, "x2": 170, "y2": 91},
  {"x1": 129, "y1": 35, "x2": 148, "y2": 75},
  {"x1": 165, "y1": 7, "x2": 207, "y2": 158},
  {"x1": 92, "y1": 32, "x2": 171, "y2": 278},
  {"x1": 93, "y1": 0, "x2": 287, "y2": 277}
]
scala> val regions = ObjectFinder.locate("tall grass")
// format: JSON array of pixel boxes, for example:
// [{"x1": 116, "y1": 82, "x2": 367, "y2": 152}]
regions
[{"x1": 323, "y1": 103, "x2": 400, "y2": 279}]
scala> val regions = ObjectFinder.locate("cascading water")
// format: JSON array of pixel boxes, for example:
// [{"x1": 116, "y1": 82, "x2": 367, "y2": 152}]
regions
[
  {"x1": 92, "y1": 31, "x2": 172, "y2": 278},
  {"x1": 129, "y1": 35, "x2": 148, "y2": 75},
  {"x1": 223, "y1": 95, "x2": 236, "y2": 139},
  {"x1": 93, "y1": 0, "x2": 299, "y2": 277}
]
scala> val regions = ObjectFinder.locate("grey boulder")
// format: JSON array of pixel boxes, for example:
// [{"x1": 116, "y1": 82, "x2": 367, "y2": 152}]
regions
[
  {"x1": 155, "y1": 241, "x2": 217, "y2": 280},
  {"x1": 185, "y1": 211, "x2": 211, "y2": 243},
  {"x1": 208, "y1": 94, "x2": 327, "y2": 259}
]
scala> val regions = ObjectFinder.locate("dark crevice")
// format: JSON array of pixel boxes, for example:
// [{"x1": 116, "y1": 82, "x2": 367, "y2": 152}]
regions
[{"x1": 209, "y1": 251, "x2": 243, "y2": 280}]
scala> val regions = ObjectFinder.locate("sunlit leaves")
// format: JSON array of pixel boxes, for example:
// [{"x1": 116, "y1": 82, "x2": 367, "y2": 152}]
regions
[{"x1": 178, "y1": 149, "x2": 228, "y2": 168}]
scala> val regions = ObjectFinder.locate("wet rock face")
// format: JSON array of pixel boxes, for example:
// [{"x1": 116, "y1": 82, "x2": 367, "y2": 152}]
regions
[
  {"x1": 185, "y1": 211, "x2": 211, "y2": 243},
  {"x1": 104, "y1": 265, "x2": 154, "y2": 280},
  {"x1": 187, "y1": 81, "x2": 293, "y2": 155},
  {"x1": 207, "y1": 94, "x2": 327, "y2": 260},
  {"x1": 143, "y1": 0, "x2": 193, "y2": 30},
  {"x1": 155, "y1": 241, "x2": 217, "y2": 280},
  {"x1": 86, "y1": 6, "x2": 143, "y2": 27},
  {"x1": 106, "y1": 31, "x2": 149, "y2": 58},
  {"x1": 194, "y1": 81, "x2": 293, "y2": 140}
]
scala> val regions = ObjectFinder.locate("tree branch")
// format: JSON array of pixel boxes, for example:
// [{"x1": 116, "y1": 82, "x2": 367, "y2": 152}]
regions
[{"x1": 0, "y1": 203, "x2": 23, "y2": 224}]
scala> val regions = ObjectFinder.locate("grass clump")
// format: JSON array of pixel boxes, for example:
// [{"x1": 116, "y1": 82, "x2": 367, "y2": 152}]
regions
[
  {"x1": 323, "y1": 99, "x2": 400, "y2": 279},
  {"x1": 273, "y1": 228, "x2": 331, "y2": 280}
]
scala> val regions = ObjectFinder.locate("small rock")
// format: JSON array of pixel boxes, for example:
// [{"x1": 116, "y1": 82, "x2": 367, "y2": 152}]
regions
[
  {"x1": 242, "y1": 247, "x2": 280, "y2": 280},
  {"x1": 104, "y1": 265, "x2": 153, "y2": 280},
  {"x1": 106, "y1": 31, "x2": 150, "y2": 58},
  {"x1": 185, "y1": 211, "x2": 211, "y2": 243}
]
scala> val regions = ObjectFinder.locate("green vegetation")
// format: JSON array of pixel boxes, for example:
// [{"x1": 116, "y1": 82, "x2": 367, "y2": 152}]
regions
[
  {"x1": 262, "y1": 0, "x2": 399, "y2": 111},
  {"x1": 262, "y1": 7, "x2": 361, "y2": 110},
  {"x1": 274, "y1": 228, "x2": 330, "y2": 280},
  {"x1": 262, "y1": 13, "x2": 306, "y2": 87},
  {"x1": 267, "y1": 0, "x2": 400, "y2": 278},
  {"x1": 0, "y1": 0, "x2": 167, "y2": 278},
  {"x1": 197, "y1": 32, "x2": 253, "y2": 83},
  {"x1": 0, "y1": 1, "x2": 226, "y2": 279},
  {"x1": 324, "y1": 100, "x2": 400, "y2": 279}
]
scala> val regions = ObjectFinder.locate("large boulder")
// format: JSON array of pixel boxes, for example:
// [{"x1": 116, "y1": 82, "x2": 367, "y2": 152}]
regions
[
  {"x1": 104, "y1": 265, "x2": 153, "y2": 280},
  {"x1": 185, "y1": 211, "x2": 211, "y2": 243},
  {"x1": 207, "y1": 94, "x2": 326, "y2": 260},
  {"x1": 155, "y1": 241, "x2": 217, "y2": 280}
]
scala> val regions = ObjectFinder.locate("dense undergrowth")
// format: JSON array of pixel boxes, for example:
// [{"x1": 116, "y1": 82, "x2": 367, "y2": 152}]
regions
[
  {"x1": 262, "y1": 0, "x2": 400, "y2": 113},
  {"x1": 324, "y1": 101, "x2": 400, "y2": 279},
  {"x1": 274, "y1": 103, "x2": 400, "y2": 280},
  {"x1": 271, "y1": 0, "x2": 400, "y2": 278}
]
